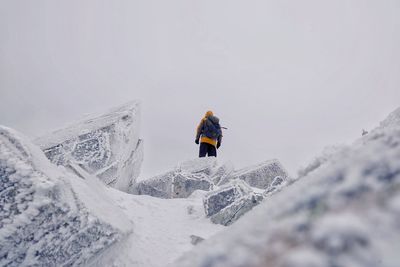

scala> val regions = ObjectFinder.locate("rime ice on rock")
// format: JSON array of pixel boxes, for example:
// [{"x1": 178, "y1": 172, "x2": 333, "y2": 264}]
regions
[
  {"x1": 133, "y1": 158, "x2": 216, "y2": 198},
  {"x1": 204, "y1": 180, "x2": 252, "y2": 217},
  {"x1": 210, "y1": 193, "x2": 264, "y2": 226},
  {"x1": 172, "y1": 173, "x2": 213, "y2": 198},
  {"x1": 134, "y1": 171, "x2": 175, "y2": 198},
  {"x1": 229, "y1": 160, "x2": 289, "y2": 189},
  {"x1": 35, "y1": 101, "x2": 143, "y2": 192},
  {"x1": 203, "y1": 180, "x2": 263, "y2": 226},
  {"x1": 134, "y1": 158, "x2": 289, "y2": 225},
  {"x1": 211, "y1": 161, "x2": 235, "y2": 185},
  {"x1": 0, "y1": 127, "x2": 132, "y2": 266}
]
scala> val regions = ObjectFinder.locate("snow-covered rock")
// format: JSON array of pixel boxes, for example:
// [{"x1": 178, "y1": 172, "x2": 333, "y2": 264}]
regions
[
  {"x1": 204, "y1": 180, "x2": 263, "y2": 226},
  {"x1": 190, "y1": 235, "x2": 205, "y2": 245},
  {"x1": 134, "y1": 170, "x2": 175, "y2": 198},
  {"x1": 172, "y1": 173, "x2": 213, "y2": 198},
  {"x1": 133, "y1": 158, "x2": 217, "y2": 198},
  {"x1": 204, "y1": 180, "x2": 252, "y2": 217},
  {"x1": 0, "y1": 126, "x2": 132, "y2": 266},
  {"x1": 263, "y1": 175, "x2": 289, "y2": 196},
  {"x1": 135, "y1": 158, "x2": 288, "y2": 226},
  {"x1": 35, "y1": 101, "x2": 143, "y2": 192},
  {"x1": 173, "y1": 107, "x2": 400, "y2": 267},
  {"x1": 219, "y1": 160, "x2": 289, "y2": 189},
  {"x1": 210, "y1": 161, "x2": 234, "y2": 185},
  {"x1": 210, "y1": 193, "x2": 264, "y2": 226}
]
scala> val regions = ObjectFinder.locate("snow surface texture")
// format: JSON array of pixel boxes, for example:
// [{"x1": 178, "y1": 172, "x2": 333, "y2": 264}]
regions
[
  {"x1": 297, "y1": 145, "x2": 346, "y2": 178},
  {"x1": 35, "y1": 101, "x2": 143, "y2": 192},
  {"x1": 96, "y1": 188, "x2": 224, "y2": 267},
  {"x1": 173, "y1": 107, "x2": 400, "y2": 267},
  {"x1": 0, "y1": 126, "x2": 132, "y2": 267}
]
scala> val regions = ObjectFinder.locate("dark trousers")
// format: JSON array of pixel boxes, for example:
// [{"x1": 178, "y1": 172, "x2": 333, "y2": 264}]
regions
[{"x1": 199, "y1": 142, "x2": 217, "y2": 158}]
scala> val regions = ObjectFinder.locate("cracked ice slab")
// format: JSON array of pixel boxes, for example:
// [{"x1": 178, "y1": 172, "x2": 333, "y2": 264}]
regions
[
  {"x1": 133, "y1": 158, "x2": 218, "y2": 199},
  {"x1": 0, "y1": 126, "x2": 132, "y2": 266},
  {"x1": 203, "y1": 180, "x2": 263, "y2": 226},
  {"x1": 35, "y1": 101, "x2": 143, "y2": 192},
  {"x1": 225, "y1": 159, "x2": 289, "y2": 189}
]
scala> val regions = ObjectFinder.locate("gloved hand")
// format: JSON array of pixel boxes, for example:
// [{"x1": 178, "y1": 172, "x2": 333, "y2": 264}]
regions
[
  {"x1": 217, "y1": 141, "x2": 221, "y2": 149},
  {"x1": 195, "y1": 139, "x2": 199, "y2": 145}
]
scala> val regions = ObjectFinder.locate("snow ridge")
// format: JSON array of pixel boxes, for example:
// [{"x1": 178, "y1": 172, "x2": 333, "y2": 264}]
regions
[{"x1": 173, "y1": 107, "x2": 400, "y2": 267}]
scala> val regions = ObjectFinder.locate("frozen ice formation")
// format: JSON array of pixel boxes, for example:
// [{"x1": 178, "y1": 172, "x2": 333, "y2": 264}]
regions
[
  {"x1": 0, "y1": 127, "x2": 132, "y2": 266},
  {"x1": 173, "y1": 107, "x2": 400, "y2": 267},
  {"x1": 204, "y1": 180, "x2": 253, "y2": 217},
  {"x1": 224, "y1": 159, "x2": 289, "y2": 189},
  {"x1": 204, "y1": 180, "x2": 263, "y2": 226},
  {"x1": 134, "y1": 158, "x2": 289, "y2": 226},
  {"x1": 35, "y1": 101, "x2": 143, "y2": 192},
  {"x1": 134, "y1": 158, "x2": 289, "y2": 199},
  {"x1": 133, "y1": 158, "x2": 217, "y2": 198}
]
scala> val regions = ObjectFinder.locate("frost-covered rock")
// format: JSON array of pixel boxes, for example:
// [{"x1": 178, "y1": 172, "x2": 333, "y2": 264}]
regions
[
  {"x1": 190, "y1": 235, "x2": 205, "y2": 246},
  {"x1": 172, "y1": 173, "x2": 213, "y2": 198},
  {"x1": 224, "y1": 160, "x2": 288, "y2": 189},
  {"x1": 133, "y1": 158, "x2": 217, "y2": 198},
  {"x1": 204, "y1": 180, "x2": 252, "y2": 217},
  {"x1": 210, "y1": 161, "x2": 234, "y2": 185},
  {"x1": 204, "y1": 180, "x2": 263, "y2": 226},
  {"x1": 0, "y1": 126, "x2": 132, "y2": 266},
  {"x1": 210, "y1": 193, "x2": 264, "y2": 226},
  {"x1": 35, "y1": 101, "x2": 143, "y2": 192},
  {"x1": 263, "y1": 175, "x2": 288, "y2": 196},
  {"x1": 134, "y1": 171, "x2": 175, "y2": 198},
  {"x1": 177, "y1": 157, "x2": 218, "y2": 175},
  {"x1": 173, "y1": 107, "x2": 400, "y2": 267}
]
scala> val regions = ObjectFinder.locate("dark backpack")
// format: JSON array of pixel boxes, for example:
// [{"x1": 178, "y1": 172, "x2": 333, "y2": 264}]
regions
[{"x1": 203, "y1": 117, "x2": 222, "y2": 139}]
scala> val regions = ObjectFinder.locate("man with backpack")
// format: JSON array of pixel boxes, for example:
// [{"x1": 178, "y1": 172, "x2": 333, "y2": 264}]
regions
[{"x1": 195, "y1": 110, "x2": 223, "y2": 157}]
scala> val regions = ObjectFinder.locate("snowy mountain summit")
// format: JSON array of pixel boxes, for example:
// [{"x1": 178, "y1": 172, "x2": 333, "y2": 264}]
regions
[
  {"x1": 1, "y1": 103, "x2": 400, "y2": 267},
  {"x1": 173, "y1": 108, "x2": 400, "y2": 267}
]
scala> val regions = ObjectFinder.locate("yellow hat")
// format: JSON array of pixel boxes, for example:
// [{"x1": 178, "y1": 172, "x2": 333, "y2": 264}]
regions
[{"x1": 205, "y1": 110, "x2": 214, "y2": 117}]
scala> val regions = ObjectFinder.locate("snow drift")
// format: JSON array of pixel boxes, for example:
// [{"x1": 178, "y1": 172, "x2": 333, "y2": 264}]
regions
[
  {"x1": 173, "y1": 107, "x2": 400, "y2": 267},
  {"x1": 0, "y1": 127, "x2": 132, "y2": 266},
  {"x1": 35, "y1": 101, "x2": 143, "y2": 193}
]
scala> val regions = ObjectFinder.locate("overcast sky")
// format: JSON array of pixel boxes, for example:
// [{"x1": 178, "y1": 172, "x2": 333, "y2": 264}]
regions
[{"x1": 1, "y1": 0, "x2": 400, "y2": 178}]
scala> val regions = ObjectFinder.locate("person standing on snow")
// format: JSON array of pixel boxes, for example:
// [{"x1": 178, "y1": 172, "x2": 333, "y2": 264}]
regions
[{"x1": 195, "y1": 110, "x2": 223, "y2": 157}]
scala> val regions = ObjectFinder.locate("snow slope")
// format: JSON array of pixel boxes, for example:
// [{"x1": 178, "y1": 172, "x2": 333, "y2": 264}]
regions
[
  {"x1": 173, "y1": 108, "x2": 400, "y2": 267},
  {"x1": 94, "y1": 189, "x2": 224, "y2": 267}
]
